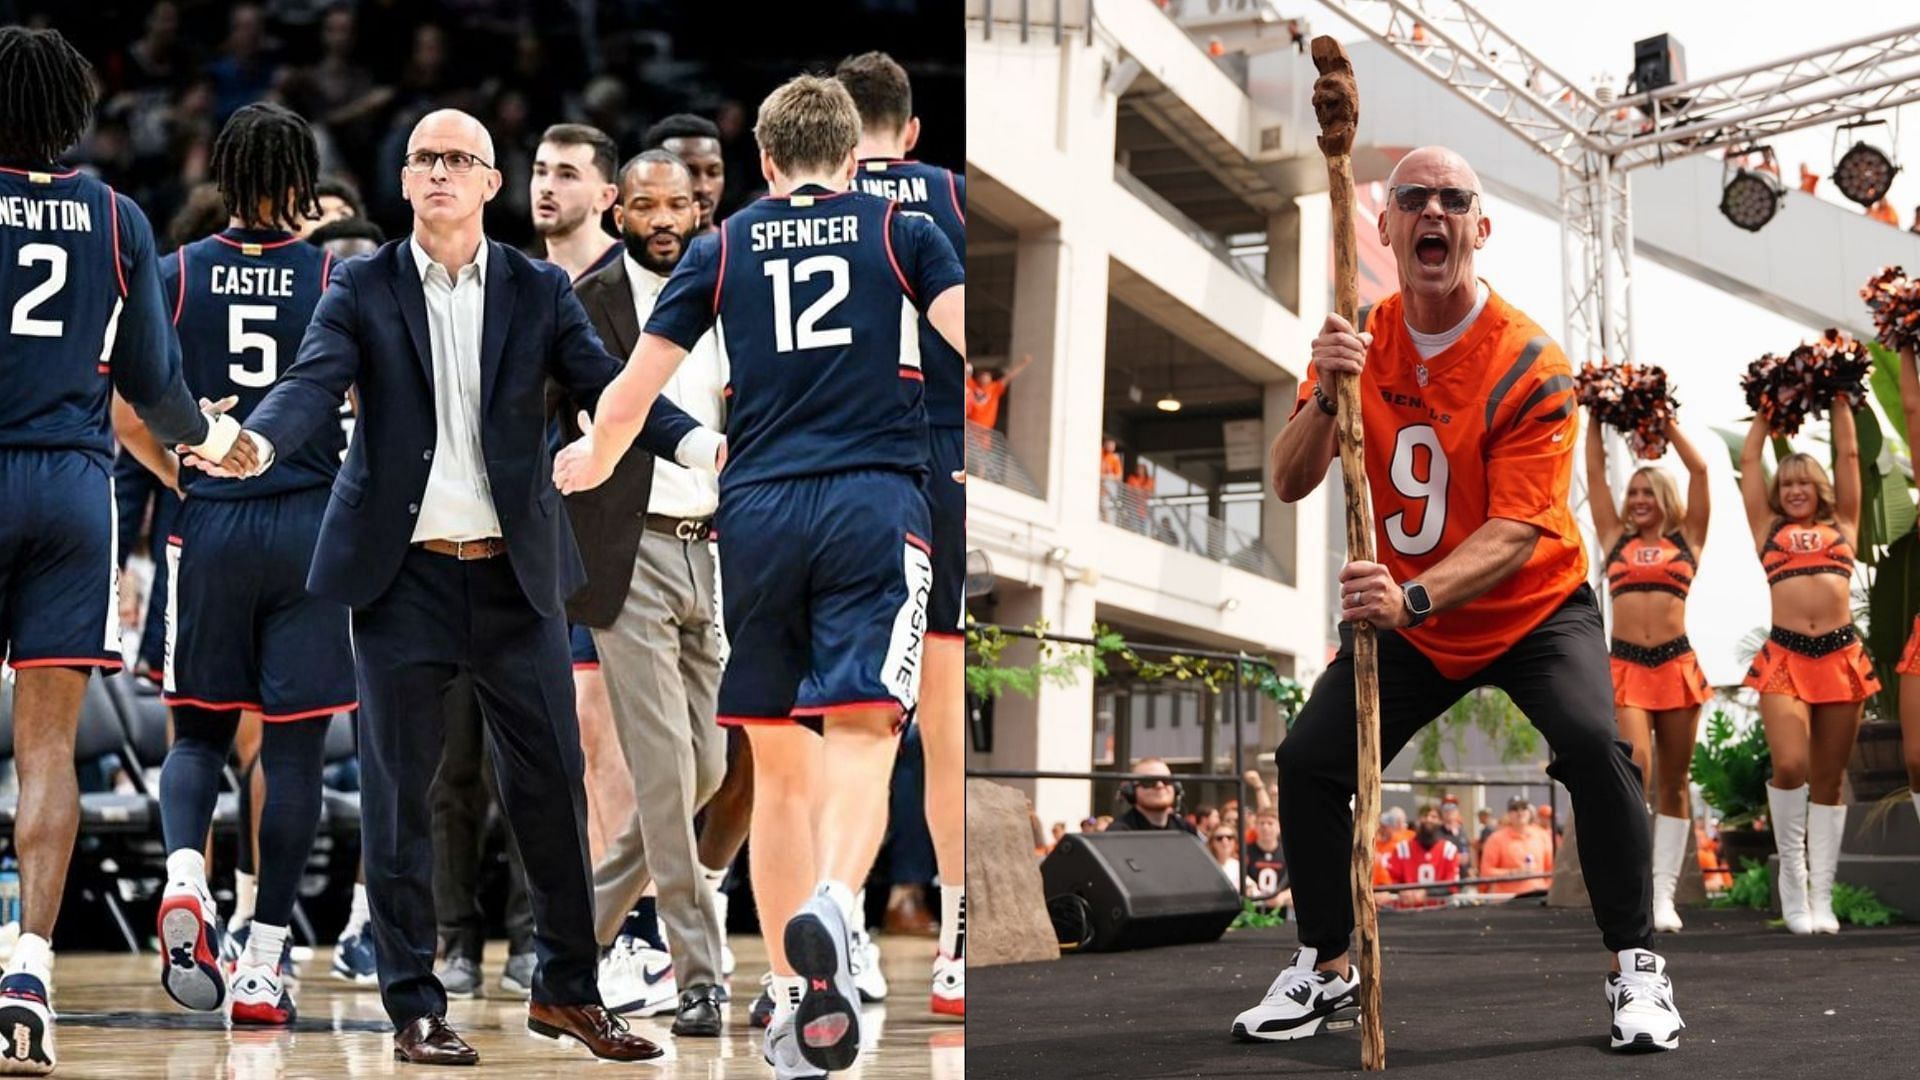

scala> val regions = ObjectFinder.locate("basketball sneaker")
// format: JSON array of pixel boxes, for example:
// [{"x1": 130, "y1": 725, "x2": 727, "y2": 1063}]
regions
[
  {"x1": 0, "y1": 972, "x2": 53, "y2": 1075},
  {"x1": 330, "y1": 926, "x2": 376, "y2": 986},
  {"x1": 1606, "y1": 949, "x2": 1682, "y2": 1051},
  {"x1": 157, "y1": 879, "x2": 225, "y2": 1012},
  {"x1": 786, "y1": 891, "x2": 861, "y2": 1071},
  {"x1": 763, "y1": 1015, "x2": 827, "y2": 1080},
  {"x1": 930, "y1": 952, "x2": 963, "y2": 1018},
  {"x1": 1230, "y1": 947, "x2": 1359, "y2": 1042},
  {"x1": 228, "y1": 960, "x2": 297, "y2": 1026},
  {"x1": 750, "y1": 972, "x2": 776, "y2": 1030},
  {"x1": 598, "y1": 936, "x2": 677, "y2": 1017},
  {"x1": 851, "y1": 928, "x2": 887, "y2": 1003}
]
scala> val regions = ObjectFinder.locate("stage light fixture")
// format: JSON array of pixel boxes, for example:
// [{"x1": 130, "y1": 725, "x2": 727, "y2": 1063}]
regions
[
  {"x1": 1155, "y1": 394, "x2": 1183, "y2": 412},
  {"x1": 1719, "y1": 153, "x2": 1784, "y2": 233},
  {"x1": 1833, "y1": 140, "x2": 1899, "y2": 207}
]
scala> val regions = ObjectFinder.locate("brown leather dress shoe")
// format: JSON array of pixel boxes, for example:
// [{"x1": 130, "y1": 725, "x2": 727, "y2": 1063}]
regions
[
  {"x1": 393, "y1": 1015, "x2": 479, "y2": 1066},
  {"x1": 884, "y1": 885, "x2": 937, "y2": 937},
  {"x1": 527, "y1": 1002, "x2": 664, "y2": 1062}
]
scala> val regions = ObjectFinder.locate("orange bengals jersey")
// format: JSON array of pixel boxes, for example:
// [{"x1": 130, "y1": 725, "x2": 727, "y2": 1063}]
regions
[{"x1": 1294, "y1": 288, "x2": 1587, "y2": 679}]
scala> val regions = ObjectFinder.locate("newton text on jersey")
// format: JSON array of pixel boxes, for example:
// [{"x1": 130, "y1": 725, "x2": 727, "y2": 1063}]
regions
[
  {"x1": 0, "y1": 196, "x2": 93, "y2": 232},
  {"x1": 749, "y1": 215, "x2": 859, "y2": 252}
]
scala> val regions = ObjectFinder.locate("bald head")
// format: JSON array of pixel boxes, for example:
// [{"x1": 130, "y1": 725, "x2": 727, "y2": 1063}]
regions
[
  {"x1": 410, "y1": 108, "x2": 495, "y2": 164},
  {"x1": 1385, "y1": 146, "x2": 1482, "y2": 195}
]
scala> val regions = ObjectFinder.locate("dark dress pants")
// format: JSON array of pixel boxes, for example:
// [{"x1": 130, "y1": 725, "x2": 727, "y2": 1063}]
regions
[{"x1": 353, "y1": 547, "x2": 600, "y2": 1028}]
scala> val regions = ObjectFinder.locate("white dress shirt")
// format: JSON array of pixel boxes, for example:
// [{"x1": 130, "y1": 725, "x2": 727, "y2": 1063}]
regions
[
  {"x1": 625, "y1": 253, "x2": 728, "y2": 519},
  {"x1": 409, "y1": 237, "x2": 503, "y2": 542}
]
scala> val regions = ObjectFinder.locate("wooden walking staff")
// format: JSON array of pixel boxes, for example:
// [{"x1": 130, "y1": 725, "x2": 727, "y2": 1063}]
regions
[{"x1": 1310, "y1": 35, "x2": 1386, "y2": 1071}]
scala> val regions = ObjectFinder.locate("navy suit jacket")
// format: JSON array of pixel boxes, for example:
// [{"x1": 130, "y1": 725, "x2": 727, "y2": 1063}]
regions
[{"x1": 247, "y1": 238, "x2": 701, "y2": 617}]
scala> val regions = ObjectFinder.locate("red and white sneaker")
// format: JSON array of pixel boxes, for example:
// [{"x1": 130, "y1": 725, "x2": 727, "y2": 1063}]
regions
[
  {"x1": 157, "y1": 880, "x2": 224, "y2": 1013},
  {"x1": 930, "y1": 953, "x2": 963, "y2": 1018},
  {"x1": 228, "y1": 961, "x2": 297, "y2": 1026}
]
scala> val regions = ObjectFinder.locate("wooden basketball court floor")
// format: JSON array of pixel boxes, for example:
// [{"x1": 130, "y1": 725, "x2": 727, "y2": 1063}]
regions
[{"x1": 41, "y1": 935, "x2": 961, "y2": 1078}]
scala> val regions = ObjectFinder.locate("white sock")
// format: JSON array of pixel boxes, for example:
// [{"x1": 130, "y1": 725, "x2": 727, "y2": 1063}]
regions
[
  {"x1": 821, "y1": 881, "x2": 859, "y2": 930},
  {"x1": 246, "y1": 921, "x2": 288, "y2": 971},
  {"x1": 343, "y1": 883, "x2": 370, "y2": 937},
  {"x1": 232, "y1": 870, "x2": 257, "y2": 926},
  {"x1": 940, "y1": 885, "x2": 965, "y2": 958},
  {"x1": 700, "y1": 864, "x2": 728, "y2": 888},
  {"x1": 166, "y1": 849, "x2": 208, "y2": 893},
  {"x1": 771, "y1": 974, "x2": 805, "y2": 1026},
  {"x1": 6, "y1": 933, "x2": 52, "y2": 982}
]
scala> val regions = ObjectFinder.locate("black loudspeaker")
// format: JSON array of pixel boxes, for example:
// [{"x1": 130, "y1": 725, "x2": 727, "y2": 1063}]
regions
[
  {"x1": 1041, "y1": 831, "x2": 1240, "y2": 952},
  {"x1": 1630, "y1": 34, "x2": 1687, "y2": 114}
]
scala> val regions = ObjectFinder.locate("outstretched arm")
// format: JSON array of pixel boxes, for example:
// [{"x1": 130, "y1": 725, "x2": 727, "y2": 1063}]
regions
[
  {"x1": 112, "y1": 393, "x2": 182, "y2": 496},
  {"x1": 1669, "y1": 421, "x2": 1711, "y2": 551},
  {"x1": 1831, "y1": 397, "x2": 1861, "y2": 539},
  {"x1": 1739, "y1": 412, "x2": 1774, "y2": 547},
  {"x1": 1003, "y1": 350, "x2": 1032, "y2": 381},
  {"x1": 1584, "y1": 410, "x2": 1621, "y2": 543}
]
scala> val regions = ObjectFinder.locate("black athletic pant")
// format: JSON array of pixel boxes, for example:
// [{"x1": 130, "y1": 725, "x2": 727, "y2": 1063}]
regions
[{"x1": 1275, "y1": 584, "x2": 1651, "y2": 956}]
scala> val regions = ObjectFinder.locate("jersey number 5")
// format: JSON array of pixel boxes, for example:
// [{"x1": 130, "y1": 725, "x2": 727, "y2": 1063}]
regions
[
  {"x1": 763, "y1": 255, "x2": 851, "y2": 353},
  {"x1": 1385, "y1": 424, "x2": 1450, "y2": 557},
  {"x1": 228, "y1": 305, "x2": 278, "y2": 388}
]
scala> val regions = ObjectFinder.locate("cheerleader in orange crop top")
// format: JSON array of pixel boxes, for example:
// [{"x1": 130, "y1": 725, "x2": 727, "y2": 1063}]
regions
[
  {"x1": 1584, "y1": 412, "x2": 1711, "y2": 933},
  {"x1": 1738, "y1": 401, "x2": 1876, "y2": 936},
  {"x1": 1896, "y1": 344, "x2": 1920, "y2": 833}
]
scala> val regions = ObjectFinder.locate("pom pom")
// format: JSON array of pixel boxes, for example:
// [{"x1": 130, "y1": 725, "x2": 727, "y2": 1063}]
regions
[
  {"x1": 1861, "y1": 266, "x2": 1920, "y2": 355},
  {"x1": 1743, "y1": 330, "x2": 1871, "y2": 437},
  {"x1": 1576, "y1": 359, "x2": 1678, "y2": 459}
]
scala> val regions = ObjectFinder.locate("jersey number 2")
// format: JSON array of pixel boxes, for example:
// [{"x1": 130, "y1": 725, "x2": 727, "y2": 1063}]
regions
[
  {"x1": 763, "y1": 255, "x2": 851, "y2": 353},
  {"x1": 228, "y1": 305, "x2": 278, "y2": 388},
  {"x1": 1385, "y1": 424, "x2": 1449, "y2": 557},
  {"x1": 9, "y1": 244, "x2": 67, "y2": 337}
]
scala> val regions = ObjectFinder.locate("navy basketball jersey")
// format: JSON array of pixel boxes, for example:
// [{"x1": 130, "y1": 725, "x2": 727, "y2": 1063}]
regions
[
  {"x1": 0, "y1": 166, "x2": 136, "y2": 457},
  {"x1": 646, "y1": 186, "x2": 964, "y2": 491},
  {"x1": 163, "y1": 228, "x2": 341, "y2": 498},
  {"x1": 855, "y1": 159, "x2": 966, "y2": 429}
]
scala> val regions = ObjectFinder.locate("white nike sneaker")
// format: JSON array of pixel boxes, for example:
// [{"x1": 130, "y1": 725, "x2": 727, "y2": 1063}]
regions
[
  {"x1": 763, "y1": 1015, "x2": 827, "y2": 1080},
  {"x1": 1230, "y1": 948, "x2": 1360, "y2": 1042},
  {"x1": 157, "y1": 879, "x2": 225, "y2": 1013},
  {"x1": 598, "y1": 937, "x2": 678, "y2": 1017},
  {"x1": 786, "y1": 892, "x2": 861, "y2": 1072},
  {"x1": 930, "y1": 952, "x2": 963, "y2": 1018},
  {"x1": 0, "y1": 972, "x2": 54, "y2": 1075},
  {"x1": 228, "y1": 960, "x2": 296, "y2": 1026},
  {"x1": 851, "y1": 928, "x2": 887, "y2": 1003},
  {"x1": 1606, "y1": 948, "x2": 1682, "y2": 1051}
]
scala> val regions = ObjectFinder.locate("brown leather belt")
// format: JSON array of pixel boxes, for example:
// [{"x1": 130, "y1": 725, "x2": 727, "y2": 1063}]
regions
[
  {"x1": 645, "y1": 514, "x2": 712, "y2": 542},
  {"x1": 416, "y1": 537, "x2": 508, "y2": 560}
]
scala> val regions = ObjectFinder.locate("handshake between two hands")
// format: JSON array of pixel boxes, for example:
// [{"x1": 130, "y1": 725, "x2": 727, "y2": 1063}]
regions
[
  {"x1": 551, "y1": 409, "x2": 728, "y2": 496},
  {"x1": 177, "y1": 396, "x2": 264, "y2": 479}
]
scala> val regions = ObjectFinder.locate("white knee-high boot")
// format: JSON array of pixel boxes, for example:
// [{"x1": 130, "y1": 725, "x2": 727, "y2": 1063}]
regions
[
  {"x1": 1806, "y1": 802, "x2": 1846, "y2": 934},
  {"x1": 1767, "y1": 784, "x2": 1813, "y2": 934},
  {"x1": 1651, "y1": 814, "x2": 1690, "y2": 932}
]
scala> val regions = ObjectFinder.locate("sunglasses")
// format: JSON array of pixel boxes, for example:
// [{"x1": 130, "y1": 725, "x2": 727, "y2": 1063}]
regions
[
  {"x1": 1136, "y1": 778, "x2": 1172, "y2": 789},
  {"x1": 1390, "y1": 184, "x2": 1478, "y2": 215},
  {"x1": 1211, "y1": 834, "x2": 1236, "y2": 842}
]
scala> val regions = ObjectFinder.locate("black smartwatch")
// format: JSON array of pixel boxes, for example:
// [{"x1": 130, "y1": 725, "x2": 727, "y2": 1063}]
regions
[
  {"x1": 1402, "y1": 582, "x2": 1432, "y2": 628},
  {"x1": 1312, "y1": 384, "x2": 1337, "y2": 416}
]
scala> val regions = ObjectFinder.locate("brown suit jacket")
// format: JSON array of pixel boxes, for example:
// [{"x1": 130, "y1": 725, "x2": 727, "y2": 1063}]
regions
[{"x1": 557, "y1": 255, "x2": 660, "y2": 627}]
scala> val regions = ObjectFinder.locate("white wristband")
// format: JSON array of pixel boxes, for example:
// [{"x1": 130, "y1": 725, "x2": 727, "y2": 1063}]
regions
[{"x1": 187, "y1": 412, "x2": 242, "y2": 462}]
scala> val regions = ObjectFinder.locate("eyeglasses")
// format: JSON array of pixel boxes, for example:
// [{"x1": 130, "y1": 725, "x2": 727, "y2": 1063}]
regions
[
  {"x1": 1390, "y1": 184, "x2": 1478, "y2": 215},
  {"x1": 405, "y1": 149, "x2": 494, "y2": 175}
]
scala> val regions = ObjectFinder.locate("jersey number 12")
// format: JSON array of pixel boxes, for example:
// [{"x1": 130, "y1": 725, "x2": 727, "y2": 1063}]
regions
[{"x1": 763, "y1": 255, "x2": 851, "y2": 353}]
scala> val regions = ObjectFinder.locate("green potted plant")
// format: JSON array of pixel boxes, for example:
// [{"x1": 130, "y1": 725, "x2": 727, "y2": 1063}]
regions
[{"x1": 1691, "y1": 706, "x2": 1775, "y2": 871}]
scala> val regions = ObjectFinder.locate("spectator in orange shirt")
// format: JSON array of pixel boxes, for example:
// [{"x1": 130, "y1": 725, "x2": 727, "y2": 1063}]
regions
[
  {"x1": 1370, "y1": 809, "x2": 1414, "y2": 886},
  {"x1": 1481, "y1": 796, "x2": 1555, "y2": 894},
  {"x1": 1798, "y1": 163, "x2": 1819, "y2": 194},
  {"x1": 964, "y1": 354, "x2": 1033, "y2": 430},
  {"x1": 1126, "y1": 461, "x2": 1155, "y2": 495},
  {"x1": 1100, "y1": 438, "x2": 1123, "y2": 481}
]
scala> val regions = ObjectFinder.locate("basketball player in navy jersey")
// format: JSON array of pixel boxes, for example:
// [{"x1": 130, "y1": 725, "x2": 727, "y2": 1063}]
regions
[
  {"x1": 0, "y1": 27, "x2": 244, "y2": 1075},
  {"x1": 839, "y1": 49, "x2": 969, "y2": 1020},
  {"x1": 555, "y1": 75, "x2": 965, "y2": 1078},
  {"x1": 120, "y1": 103, "x2": 352, "y2": 1027}
]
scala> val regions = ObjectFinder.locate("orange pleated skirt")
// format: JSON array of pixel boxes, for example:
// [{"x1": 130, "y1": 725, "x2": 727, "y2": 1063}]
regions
[
  {"x1": 1743, "y1": 631, "x2": 1881, "y2": 704},
  {"x1": 1611, "y1": 650, "x2": 1713, "y2": 711},
  {"x1": 1898, "y1": 615, "x2": 1920, "y2": 677}
]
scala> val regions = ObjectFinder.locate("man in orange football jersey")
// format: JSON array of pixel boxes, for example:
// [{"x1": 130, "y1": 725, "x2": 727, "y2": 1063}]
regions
[{"x1": 1230, "y1": 147, "x2": 1682, "y2": 1053}]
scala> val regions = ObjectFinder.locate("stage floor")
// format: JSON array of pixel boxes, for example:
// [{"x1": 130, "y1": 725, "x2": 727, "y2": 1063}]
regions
[
  {"x1": 971, "y1": 903, "x2": 1920, "y2": 1079},
  {"x1": 43, "y1": 934, "x2": 961, "y2": 1078}
]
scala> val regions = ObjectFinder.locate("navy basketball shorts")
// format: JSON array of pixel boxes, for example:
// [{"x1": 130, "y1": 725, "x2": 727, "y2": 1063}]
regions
[
  {"x1": 715, "y1": 469, "x2": 933, "y2": 734},
  {"x1": 570, "y1": 622, "x2": 601, "y2": 671},
  {"x1": 0, "y1": 449, "x2": 123, "y2": 671},
  {"x1": 164, "y1": 486, "x2": 356, "y2": 720},
  {"x1": 926, "y1": 426, "x2": 967, "y2": 641},
  {"x1": 139, "y1": 492, "x2": 183, "y2": 678}
]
